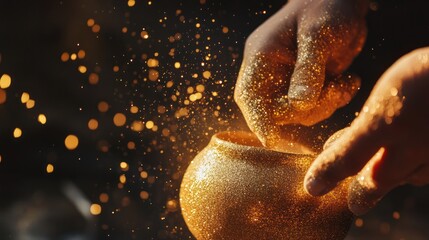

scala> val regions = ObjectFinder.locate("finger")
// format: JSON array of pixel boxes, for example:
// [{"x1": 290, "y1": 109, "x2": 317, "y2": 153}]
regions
[
  {"x1": 348, "y1": 147, "x2": 418, "y2": 215},
  {"x1": 288, "y1": 25, "x2": 329, "y2": 111},
  {"x1": 304, "y1": 116, "x2": 384, "y2": 196},
  {"x1": 274, "y1": 74, "x2": 360, "y2": 126},
  {"x1": 299, "y1": 74, "x2": 361, "y2": 126}
]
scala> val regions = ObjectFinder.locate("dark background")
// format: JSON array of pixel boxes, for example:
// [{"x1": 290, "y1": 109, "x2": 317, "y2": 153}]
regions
[{"x1": 0, "y1": 0, "x2": 429, "y2": 239}]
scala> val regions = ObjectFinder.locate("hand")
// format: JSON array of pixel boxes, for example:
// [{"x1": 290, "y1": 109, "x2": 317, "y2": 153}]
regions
[
  {"x1": 304, "y1": 47, "x2": 429, "y2": 215},
  {"x1": 234, "y1": 0, "x2": 368, "y2": 149}
]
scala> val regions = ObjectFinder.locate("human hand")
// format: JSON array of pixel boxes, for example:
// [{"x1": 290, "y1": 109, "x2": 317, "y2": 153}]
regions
[
  {"x1": 304, "y1": 47, "x2": 429, "y2": 215},
  {"x1": 234, "y1": 0, "x2": 368, "y2": 149}
]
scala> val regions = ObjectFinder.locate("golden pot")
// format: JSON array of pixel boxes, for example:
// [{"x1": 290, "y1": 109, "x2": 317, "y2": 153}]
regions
[{"x1": 180, "y1": 131, "x2": 352, "y2": 240}]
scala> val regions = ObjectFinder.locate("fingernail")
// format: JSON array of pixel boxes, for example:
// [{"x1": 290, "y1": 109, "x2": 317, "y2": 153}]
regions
[{"x1": 304, "y1": 176, "x2": 330, "y2": 196}]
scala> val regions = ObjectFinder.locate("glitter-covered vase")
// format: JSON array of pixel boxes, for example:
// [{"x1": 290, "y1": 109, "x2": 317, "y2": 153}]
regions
[{"x1": 180, "y1": 131, "x2": 352, "y2": 240}]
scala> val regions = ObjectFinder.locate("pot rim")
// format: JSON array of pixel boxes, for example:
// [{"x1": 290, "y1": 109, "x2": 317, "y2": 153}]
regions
[{"x1": 211, "y1": 131, "x2": 315, "y2": 162}]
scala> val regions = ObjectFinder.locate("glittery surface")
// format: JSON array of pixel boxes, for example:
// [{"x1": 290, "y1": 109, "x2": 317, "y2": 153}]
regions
[{"x1": 180, "y1": 131, "x2": 352, "y2": 240}]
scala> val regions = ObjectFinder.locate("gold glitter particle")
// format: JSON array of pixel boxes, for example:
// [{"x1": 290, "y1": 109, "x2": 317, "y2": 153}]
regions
[
  {"x1": 174, "y1": 62, "x2": 181, "y2": 69},
  {"x1": 21, "y1": 92, "x2": 30, "y2": 103},
  {"x1": 0, "y1": 74, "x2": 11, "y2": 89},
  {"x1": 222, "y1": 26, "x2": 229, "y2": 34},
  {"x1": 92, "y1": 24, "x2": 101, "y2": 33},
  {"x1": 78, "y1": 65, "x2": 87, "y2": 74},
  {"x1": 87, "y1": 18, "x2": 95, "y2": 27},
  {"x1": 0, "y1": 89, "x2": 6, "y2": 104},
  {"x1": 90, "y1": 204, "x2": 102, "y2": 215},
  {"x1": 70, "y1": 53, "x2": 77, "y2": 61},
  {"x1": 64, "y1": 134, "x2": 79, "y2": 150},
  {"x1": 127, "y1": 141, "x2": 136, "y2": 149},
  {"x1": 355, "y1": 218, "x2": 364, "y2": 227},
  {"x1": 38, "y1": 114, "x2": 47, "y2": 124},
  {"x1": 26, "y1": 99, "x2": 35, "y2": 109},
  {"x1": 119, "y1": 174, "x2": 126, "y2": 184},
  {"x1": 61, "y1": 52, "x2": 70, "y2": 62},
  {"x1": 141, "y1": 30, "x2": 149, "y2": 39},
  {"x1": 147, "y1": 58, "x2": 159, "y2": 67},
  {"x1": 97, "y1": 101, "x2": 109, "y2": 112},
  {"x1": 130, "y1": 105, "x2": 139, "y2": 113},
  {"x1": 145, "y1": 120, "x2": 154, "y2": 129},
  {"x1": 202, "y1": 70, "x2": 211, "y2": 79},
  {"x1": 128, "y1": 0, "x2": 136, "y2": 7},
  {"x1": 393, "y1": 211, "x2": 400, "y2": 220},
  {"x1": 77, "y1": 50, "x2": 86, "y2": 59},
  {"x1": 113, "y1": 113, "x2": 127, "y2": 127},
  {"x1": 140, "y1": 171, "x2": 148, "y2": 179},
  {"x1": 13, "y1": 128, "x2": 22, "y2": 138},
  {"x1": 131, "y1": 121, "x2": 144, "y2": 132},
  {"x1": 46, "y1": 164, "x2": 54, "y2": 173},
  {"x1": 88, "y1": 119, "x2": 99, "y2": 130},
  {"x1": 89, "y1": 73, "x2": 99, "y2": 85},
  {"x1": 120, "y1": 162, "x2": 129, "y2": 171},
  {"x1": 113, "y1": 66, "x2": 120, "y2": 72},
  {"x1": 166, "y1": 199, "x2": 179, "y2": 212},
  {"x1": 148, "y1": 69, "x2": 159, "y2": 81},
  {"x1": 140, "y1": 191, "x2": 149, "y2": 200},
  {"x1": 99, "y1": 193, "x2": 109, "y2": 203}
]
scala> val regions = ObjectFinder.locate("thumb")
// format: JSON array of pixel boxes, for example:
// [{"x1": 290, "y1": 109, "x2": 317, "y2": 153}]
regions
[
  {"x1": 288, "y1": 27, "x2": 328, "y2": 111},
  {"x1": 304, "y1": 115, "x2": 384, "y2": 196}
]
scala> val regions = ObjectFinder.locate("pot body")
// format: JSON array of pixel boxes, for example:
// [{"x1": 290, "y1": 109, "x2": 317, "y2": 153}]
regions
[{"x1": 180, "y1": 131, "x2": 352, "y2": 240}]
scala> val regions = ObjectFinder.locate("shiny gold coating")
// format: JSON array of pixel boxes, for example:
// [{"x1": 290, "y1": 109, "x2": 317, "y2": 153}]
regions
[{"x1": 180, "y1": 131, "x2": 352, "y2": 240}]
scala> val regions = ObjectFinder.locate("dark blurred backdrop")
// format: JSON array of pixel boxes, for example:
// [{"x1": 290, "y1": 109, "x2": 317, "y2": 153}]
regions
[{"x1": 0, "y1": 0, "x2": 429, "y2": 239}]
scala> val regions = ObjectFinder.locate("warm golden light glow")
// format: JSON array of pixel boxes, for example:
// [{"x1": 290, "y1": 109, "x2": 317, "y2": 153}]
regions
[
  {"x1": 0, "y1": 74, "x2": 12, "y2": 89},
  {"x1": 97, "y1": 101, "x2": 109, "y2": 112},
  {"x1": 147, "y1": 58, "x2": 159, "y2": 67},
  {"x1": 120, "y1": 161, "x2": 128, "y2": 170},
  {"x1": 61, "y1": 52, "x2": 70, "y2": 62},
  {"x1": 0, "y1": 89, "x2": 6, "y2": 104},
  {"x1": 46, "y1": 164, "x2": 54, "y2": 173},
  {"x1": 141, "y1": 30, "x2": 149, "y2": 39},
  {"x1": 13, "y1": 128, "x2": 22, "y2": 138},
  {"x1": 131, "y1": 120, "x2": 144, "y2": 132},
  {"x1": 202, "y1": 70, "x2": 211, "y2": 79},
  {"x1": 140, "y1": 191, "x2": 149, "y2": 200},
  {"x1": 113, "y1": 113, "x2": 127, "y2": 127},
  {"x1": 130, "y1": 105, "x2": 139, "y2": 113},
  {"x1": 119, "y1": 174, "x2": 126, "y2": 184},
  {"x1": 38, "y1": 114, "x2": 47, "y2": 124},
  {"x1": 77, "y1": 50, "x2": 86, "y2": 59},
  {"x1": 90, "y1": 204, "x2": 102, "y2": 215},
  {"x1": 89, "y1": 73, "x2": 99, "y2": 85},
  {"x1": 78, "y1": 66, "x2": 87, "y2": 74},
  {"x1": 87, "y1": 18, "x2": 95, "y2": 27},
  {"x1": 145, "y1": 120, "x2": 154, "y2": 129},
  {"x1": 174, "y1": 62, "x2": 181, "y2": 69},
  {"x1": 99, "y1": 193, "x2": 109, "y2": 203},
  {"x1": 88, "y1": 119, "x2": 99, "y2": 130},
  {"x1": 148, "y1": 69, "x2": 159, "y2": 81},
  {"x1": 128, "y1": 0, "x2": 136, "y2": 7},
  {"x1": 64, "y1": 134, "x2": 79, "y2": 150},
  {"x1": 21, "y1": 92, "x2": 30, "y2": 103},
  {"x1": 26, "y1": 99, "x2": 35, "y2": 109}
]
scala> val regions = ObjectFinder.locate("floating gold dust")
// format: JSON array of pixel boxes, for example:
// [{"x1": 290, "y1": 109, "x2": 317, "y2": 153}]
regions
[
  {"x1": 98, "y1": 101, "x2": 109, "y2": 112},
  {"x1": 46, "y1": 163, "x2": 54, "y2": 173},
  {"x1": 0, "y1": 89, "x2": 6, "y2": 104},
  {"x1": 38, "y1": 114, "x2": 47, "y2": 124},
  {"x1": 88, "y1": 119, "x2": 99, "y2": 130},
  {"x1": 99, "y1": 193, "x2": 109, "y2": 203},
  {"x1": 64, "y1": 134, "x2": 79, "y2": 150},
  {"x1": 21, "y1": 92, "x2": 30, "y2": 103},
  {"x1": 13, "y1": 128, "x2": 22, "y2": 138},
  {"x1": 26, "y1": 99, "x2": 35, "y2": 109},
  {"x1": 140, "y1": 30, "x2": 149, "y2": 39},
  {"x1": 90, "y1": 204, "x2": 102, "y2": 215},
  {"x1": 0, "y1": 74, "x2": 11, "y2": 89},
  {"x1": 113, "y1": 113, "x2": 127, "y2": 127}
]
